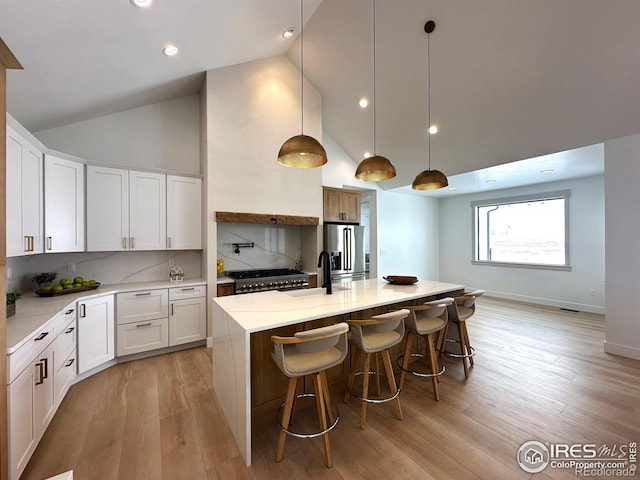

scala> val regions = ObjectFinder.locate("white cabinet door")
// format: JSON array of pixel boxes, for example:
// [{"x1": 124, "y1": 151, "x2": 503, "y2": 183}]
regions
[
  {"x1": 116, "y1": 318, "x2": 168, "y2": 356},
  {"x1": 167, "y1": 175, "x2": 202, "y2": 250},
  {"x1": 54, "y1": 350, "x2": 76, "y2": 406},
  {"x1": 169, "y1": 297, "x2": 206, "y2": 346},
  {"x1": 129, "y1": 170, "x2": 166, "y2": 250},
  {"x1": 77, "y1": 295, "x2": 115, "y2": 374},
  {"x1": 8, "y1": 361, "x2": 36, "y2": 480},
  {"x1": 33, "y1": 344, "x2": 56, "y2": 438},
  {"x1": 6, "y1": 126, "x2": 43, "y2": 257},
  {"x1": 86, "y1": 165, "x2": 129, "y2": 251},
  {"x1": 44, "y1": 155, "x2": 85, "y2": 253}
]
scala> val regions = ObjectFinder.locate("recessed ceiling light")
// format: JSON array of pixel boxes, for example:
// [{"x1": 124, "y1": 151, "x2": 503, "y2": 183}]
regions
[
  {"x1": 486, "y1": 179, "x2": 496, "y2": 184},
  {"x1": 359, "y1": 98, "x2": 369, "y2": 108},
  {"x1": 282, "y1": 27, "x2": 295, "y2": 38},
  {"x1": 130, "y1": 0, "x2": 152, "y2": 7},
  {"x1": 540, "y1": 169, "x2": 554, "y2": 174},
  {"x1": 428, "y1": 125, "x2": 438, "y2": 134},
  {"x1": 363, "y1": 152, "x2": 371, "y2": 158},
  {"x1": 162, "y1": 44, "x2": 178, "y2": 56}
]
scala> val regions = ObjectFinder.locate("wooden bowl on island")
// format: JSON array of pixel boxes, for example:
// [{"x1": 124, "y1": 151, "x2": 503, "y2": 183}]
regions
[{"x1": 383, "y1": 275, "x2": 418, "y2": 285}]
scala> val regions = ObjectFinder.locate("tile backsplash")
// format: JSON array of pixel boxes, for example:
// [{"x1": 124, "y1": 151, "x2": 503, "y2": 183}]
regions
[
  {"x1": 217, "y1": 223, "x2": 302, "y2": 272},
  {"x1": 7, "y1": 250, "x2": 202, "y2": 292}
]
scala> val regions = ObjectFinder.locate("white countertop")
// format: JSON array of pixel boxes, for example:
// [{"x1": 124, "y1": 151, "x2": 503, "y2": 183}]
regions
[
  {"x1": 213, "y1": 278, "x2": 464, "y2": 333},
  {"x1": 7, "y1": 278, "x2": 206, "y2": 354}
]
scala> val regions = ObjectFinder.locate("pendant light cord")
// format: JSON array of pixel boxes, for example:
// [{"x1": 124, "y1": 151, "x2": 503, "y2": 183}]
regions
[
  {"x1": 372, "y1": 0, "x2": 377, "y2": 156},
  {"x1": 300, "y1": 0, "x2": 304, "y2": 135},
  {"x1": 427, "y1": 28, "x2": 431, "y2": 171}
]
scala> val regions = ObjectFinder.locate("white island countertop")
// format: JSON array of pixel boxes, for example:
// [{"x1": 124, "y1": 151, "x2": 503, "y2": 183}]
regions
[
  {"x1": 7, "y1": 278, "x2": 206, "y2": 354},
  {"x1": 213, "y1": 277, "x2": 464, "y2": 333},
  {"x1": 211, "y1": 277, "x2": 464, "y2": 466}
]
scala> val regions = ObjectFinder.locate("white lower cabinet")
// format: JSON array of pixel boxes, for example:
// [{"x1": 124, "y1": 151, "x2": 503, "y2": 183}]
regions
[
  {"x1": 117, "y1": 318, "x2": 169, "y2": 356},
  {"x1": 116, "y1": 289, "x2": 168, "y2": 357},
  {"x1": 7, "y1": 303, "x2": 78, "y2": 479},
  {"x1": 78, "y1": 295, "x2": 115, "y2": 374},
  {"x1": 169, "y1": 286, "x2": 207, "y2": 346}
]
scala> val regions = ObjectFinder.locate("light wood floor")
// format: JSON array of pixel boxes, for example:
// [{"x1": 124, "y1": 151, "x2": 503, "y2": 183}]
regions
[{"x1": 21, "y1": 297, "x2": 640, "y2": 480}]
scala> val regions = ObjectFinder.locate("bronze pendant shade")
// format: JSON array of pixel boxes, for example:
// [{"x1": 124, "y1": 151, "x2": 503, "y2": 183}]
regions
[
  {"x1": 278, "y1": 134, "x2": 328, "y2": 168},
  {"x1": 355, "y1": 155, "x2": 396, "y2": 181},
  {"x1": 354, "y1": 0, "x2": 396, "y2": 182},
  {"x1": 277, "y1": 0, "x2": 327, "y2": 169},
  {"x1": 412, "y1": 20, "x2": 448, "y2": 190}
]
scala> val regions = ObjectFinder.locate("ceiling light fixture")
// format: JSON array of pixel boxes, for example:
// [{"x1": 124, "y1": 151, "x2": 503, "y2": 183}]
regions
[
  {"x1": 277, "y1": 0, "x2": 327, "y2": 168},
  {"x1": 355, "y1": 0, "x2": 396, "y2": 182},
  {"x1": 130, "y1": 0, "x2": 152, "y2": 7},
  {"x1": 282, "y1": 27, "x2": 295, "y2": 39},
  {"x1": 359, "y1": 98, "x2": 369, "y2": 108},
  {"x1": 412, "y1": 20, "x2": 448, "y2": 190},
  {"x1": 428, "y1": 125, "x2": 438, "y2": 134},
  {"x1": 162, "y1": 44, "x2": 178, "y2": 56}
]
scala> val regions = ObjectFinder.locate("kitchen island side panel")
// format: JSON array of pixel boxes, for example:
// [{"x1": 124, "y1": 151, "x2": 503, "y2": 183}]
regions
[{"x1": 211, "y1": 301, "x2": 251, "y2": 465}]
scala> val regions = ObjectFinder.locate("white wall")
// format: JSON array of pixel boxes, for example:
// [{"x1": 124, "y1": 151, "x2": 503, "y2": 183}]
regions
[
  {"x1": 205, "y1": 55, "x2": 324, "y2": 301},
  {"x1": 34, "y1": 95, "x2": 201, "y2": 174},
  {"x1": 439, "y1": 175, "x2": 605, "y2": 314},
  {"x1": 604, "y1": 134, "x2": 640, "y2": 359}
]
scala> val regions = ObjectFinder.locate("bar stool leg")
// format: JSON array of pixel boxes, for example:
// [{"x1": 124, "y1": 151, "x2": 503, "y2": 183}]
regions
[
  {"x1": 399, "y1": 331, "x2": 417, "y2": 390},
  {"x1": 320, "y1": 371, "x2": 336, "y2": 425},
  {"x1": 425, "y1": 333, "x2": 440, "y2": 400},
  {"x1": 312, "y1": 372, "x2": 332, "y2": 467},
  {"x1": 461, "y1": 322, "x2": 474, "y2": 367},
  {"x1": 360, "y1": 352, "x2": 371, "y2": 430},
  {"x1": 374, "y1": 353, "x2": 381, "y2": 396},
  {"x1": 276, "y1": 376, "x2": 298, "y2": 462},
  {"x1": 381, "y1": 349, "x2": 403, "y2": 420},
  {"x1": 344, "y1": 348, "x2": 361, "y2": 403},
  {"x1": 456, "y1": 322, "x2": 470, "y2": 378},
  {"x1": 436, "y1": 323, "x2": 448, "y2": 356}
]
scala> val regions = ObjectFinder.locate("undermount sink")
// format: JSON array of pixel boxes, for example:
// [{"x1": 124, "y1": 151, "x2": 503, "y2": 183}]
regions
[{"x1": 286, "y1": 285, "x2": 349, "y2": 297}]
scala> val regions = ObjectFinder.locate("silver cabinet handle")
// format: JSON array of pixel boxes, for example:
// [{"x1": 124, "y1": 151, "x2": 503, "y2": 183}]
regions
[
  {"x1": 168, "y1": 237, "x2": 172, "y2": 248},
  {"x1": 24, "y1": 236, "x2": 29, "y2": 252},
  {"x1": 136, "y1": 322, "x2": 152, "y2": 328},
  {"x1": 130, "y1": 237, "x2": 135, "y2": 249},
  {"x1": 47, "y1": 236, "x2": 53, "y2": 250},
  {"x1": 122, "y1": 237, "x2": 127, "y2": 249}
]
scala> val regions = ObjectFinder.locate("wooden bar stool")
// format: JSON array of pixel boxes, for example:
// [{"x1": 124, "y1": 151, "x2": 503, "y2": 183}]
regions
[
  {"x1": 271, "y1": 322, "x2": 349, "y2": 467},
  {"x1": 439, "y1": 290, "x2": 484, "y2": 378},
  {"x1": 344, "y1": 309, "x2": 409, "y2": 430},
  {"x1": 397, "y1": 298, "x2": 453, "y2": 401}
]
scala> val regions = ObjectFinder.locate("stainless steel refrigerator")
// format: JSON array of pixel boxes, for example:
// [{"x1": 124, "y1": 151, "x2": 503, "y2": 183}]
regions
[{"x1": 324, "y1": 224, "x2": 366, "y2": 282}]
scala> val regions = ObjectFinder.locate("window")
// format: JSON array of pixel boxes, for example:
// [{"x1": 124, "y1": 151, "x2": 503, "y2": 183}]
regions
[{"x1": 472, "y1": 190, "x2": 570, "y2": 269}]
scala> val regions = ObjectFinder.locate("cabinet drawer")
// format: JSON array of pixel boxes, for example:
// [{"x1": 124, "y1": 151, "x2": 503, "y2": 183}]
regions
[
  {"x1": 51, "y1": 305, "x2": 76, "y2": 333},
  {"x1": 8, "y1": 324, "x2": 56, "y2": 385},
  {"x1": 116, "y1": 289, "x2": 168, "y2": 325},
  {"x1": 169, "y1": 284, "x2": 206, "y2": 300},
  {"x1": 116, "y1": 318, "x2": 168, "y2": 357},
  {"x1": 53, "y1": 320, "x2": 76, "y2": 372},
  {"x1": 55, "y1": 349, "x2": 76, "y2": 406}
]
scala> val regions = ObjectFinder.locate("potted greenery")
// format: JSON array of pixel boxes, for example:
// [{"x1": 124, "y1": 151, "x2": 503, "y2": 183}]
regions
[
  {"x1": 6, "y1": 289, "x2": 22, "y2": 318},
  {"x1": 31, "y1": 272, "x2": 58, "y2": 290}
]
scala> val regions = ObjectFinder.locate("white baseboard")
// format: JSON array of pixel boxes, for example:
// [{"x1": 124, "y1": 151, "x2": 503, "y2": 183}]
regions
[
  {"x1": 484, "y1": 290, "x2": 605, "y2": 315},
  {"x1": 603, "y1": 340, "x2": 640, "y2": 360}
]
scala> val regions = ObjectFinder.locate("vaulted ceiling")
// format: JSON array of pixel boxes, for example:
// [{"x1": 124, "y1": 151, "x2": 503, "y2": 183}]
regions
[{"x1": 2, "y1": 0, "x2": 637, "y2": 192}]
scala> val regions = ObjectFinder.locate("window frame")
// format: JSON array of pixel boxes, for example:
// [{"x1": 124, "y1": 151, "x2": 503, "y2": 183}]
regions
[{"x1": 470, "y1": 189, "x2": 571, "y2": 271}]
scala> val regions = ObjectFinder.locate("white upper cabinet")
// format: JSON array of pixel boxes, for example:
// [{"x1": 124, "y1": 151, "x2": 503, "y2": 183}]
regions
[
  {"x1": 86, "y1": 166, "x2": 166, "y2": 251},
  {"x1": 6, "y1": 126, "x2": 44, "y2": 257},
  {"x1": 166, "y1": 175, "x2": 202, "y2": 250},
  {"x1": 86, "y1": 166, "x2": 129, "y2": 251},
  {"x1": 44, "y1": 155, "x2": 85, "y2": 253},
  {"x1": 129, "y1": 170, "x2": 166, "y2": 250}
]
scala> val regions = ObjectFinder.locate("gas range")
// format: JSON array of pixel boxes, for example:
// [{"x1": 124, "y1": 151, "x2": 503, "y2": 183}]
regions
[{"x1": 226, "y1": 268, "x2": 309, "y2": 294}]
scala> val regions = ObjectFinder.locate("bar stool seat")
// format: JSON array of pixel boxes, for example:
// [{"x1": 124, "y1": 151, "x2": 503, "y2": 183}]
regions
[
  {"x1": 271, "y1": 322, "x2": 349, "y2": 467},
  {"x1": 439, "y1": 289, "x2": 484, "y2": 378},
  {"x1": 397, "y1": 298, "x2": 453, "y2": 401},
  {"x1": 344, "y1": 309, "x2": 409, "y2": 430}
]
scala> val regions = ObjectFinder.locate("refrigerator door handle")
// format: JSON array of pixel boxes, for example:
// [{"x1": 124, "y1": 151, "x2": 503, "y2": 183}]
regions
[{"x1": 346, "y1": 227, "x2": 352, "y2": 270}]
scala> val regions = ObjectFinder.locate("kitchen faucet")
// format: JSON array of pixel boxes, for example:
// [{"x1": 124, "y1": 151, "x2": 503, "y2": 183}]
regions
[{"x1": 317, "y1": 251, "x2": 332, "y2": 295}]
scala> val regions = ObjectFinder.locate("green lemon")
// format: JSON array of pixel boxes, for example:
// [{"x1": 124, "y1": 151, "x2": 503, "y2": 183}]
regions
[
  {"x1": 73, "y1": 283, "x2": 82, "y2": 288},
  {"x1": 82, "y1": 281, "x2": 91, "y2": 286},
  {"x1": 42, "y1": 285, "x2": 53, "y2": 291},
  {"x1": 73, "y1": 276, "x2": 84, "y2": 284},
  {"x1": 60, "y1": 278, "x2": 72, "y2": 286},
  {"x1": 52, "y1": 285, "x2": 63, "y2": 291},
  {"x1": 63, "y1": 284, "x2": 75, "y2": 289},
  {"x1": 88, "y1": 279, "x2": 97, "y2": 285}
]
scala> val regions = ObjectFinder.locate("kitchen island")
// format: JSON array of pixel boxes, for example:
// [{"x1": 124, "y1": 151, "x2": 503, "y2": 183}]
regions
[{"x1": 211, "y1": 277, "x2": 464, "y2": 466}]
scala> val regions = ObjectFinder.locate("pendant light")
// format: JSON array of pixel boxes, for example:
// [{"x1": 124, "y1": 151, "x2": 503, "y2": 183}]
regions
[
  {"x1": 277, "y1": 0, "x2": 327, "y2": 168},
  {"x1": 355, "y1": 0, "x2": 396, "y2": 182},
  {"x1": 412, "y1": 20, "x2": 448, "y2": 190}
]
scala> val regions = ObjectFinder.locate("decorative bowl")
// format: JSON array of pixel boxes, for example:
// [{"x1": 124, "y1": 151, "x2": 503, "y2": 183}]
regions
[{"x1": 383, "y1": 275, "x2": 418, "y2": 285}]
